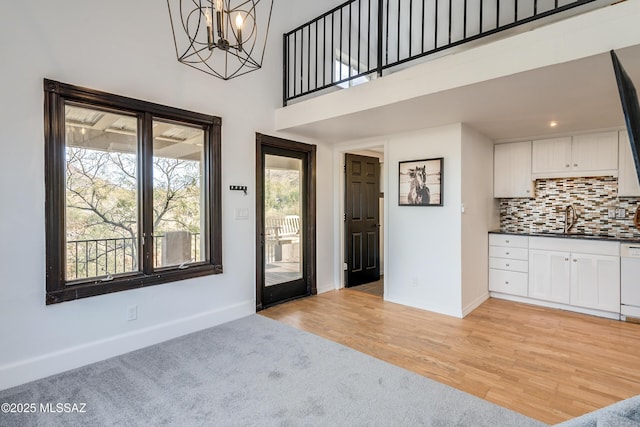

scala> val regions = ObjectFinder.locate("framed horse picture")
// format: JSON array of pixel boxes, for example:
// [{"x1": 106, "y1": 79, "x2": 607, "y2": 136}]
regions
[{"x1": 398, "y1": 158, "x2": 443, "y2": 206}]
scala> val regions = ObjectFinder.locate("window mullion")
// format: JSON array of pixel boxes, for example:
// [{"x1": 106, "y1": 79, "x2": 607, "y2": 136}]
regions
[{"x1": 140, "y1": 112, "x2": 154, "y2": 275}]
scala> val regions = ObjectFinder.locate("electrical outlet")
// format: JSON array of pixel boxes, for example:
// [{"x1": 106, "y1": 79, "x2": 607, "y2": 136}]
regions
[
  {"x1": 127, "y1": 305, "x2": 137, "y2": 321},
  {"x1": 608, "y1": 208, "x2": 616, "y2": 219},
  {"x1": 506, "y1": 207, "x2": 513, "y2": 215},
  {"x1": 617, "y1": 208, "x2": 626, "y2": 219}
]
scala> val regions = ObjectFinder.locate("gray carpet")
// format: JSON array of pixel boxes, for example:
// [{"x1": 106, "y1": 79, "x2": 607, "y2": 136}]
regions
[{"x1": 0, "y1": 314, "x2": 546, "y2": 426}]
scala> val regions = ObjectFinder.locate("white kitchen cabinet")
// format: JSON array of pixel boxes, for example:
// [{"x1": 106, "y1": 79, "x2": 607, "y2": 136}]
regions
[
  {"x1": 570, "y1": 253, "x2": 620, "y2": 312},
  {"x1": 488, "y1": 234, "x2": 528, "y2": 297},
  {"x1": 618, "y1": 131, "x2": 640, "y2": 197},
  {"x1": 529, "y1": 249, "x2": 571, "y2": 304},
  {"x1": 531, "y1": 137, "x2": 572, "y2": 176},
  {"x1": 500, "y1": 236, "x2": 622, "y2": 318},
  {"x1": 572, "y1": 132, "x2": 619, "y2": 173},
  {"x1": 531, "y1": 132, "x2": 619, "y2": 178},
  {"x1": 494, "y1": 141, "x2": 534, "y2": 198}
]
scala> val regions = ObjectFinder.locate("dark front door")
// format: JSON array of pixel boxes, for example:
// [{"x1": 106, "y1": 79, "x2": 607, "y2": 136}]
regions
[
  {"x1": 345, "y1": 153, "x2": 380, "y2": 287},
  {"x1": 256, "y1": 134, "x2": 316, "y2": 310}
]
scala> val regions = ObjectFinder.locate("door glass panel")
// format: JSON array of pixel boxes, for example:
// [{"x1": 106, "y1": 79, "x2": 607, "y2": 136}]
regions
[
  {"x1": 64, "y1": 104, "x2": 139, "y2": 281},
  {"x1": 152, "y1": 120, "x2": 206, "y2": 268},
  {"x1": 264, "y1": 154, "x2": 303, "y2": 286}
]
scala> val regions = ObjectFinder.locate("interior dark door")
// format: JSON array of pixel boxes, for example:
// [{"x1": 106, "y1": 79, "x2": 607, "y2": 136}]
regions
[
  {"x1": 256, "y1": 134, "x2": 316, "y2": 310},
  {"x1": 345, "y1": 153, "x2": 380, "y2": 287}
]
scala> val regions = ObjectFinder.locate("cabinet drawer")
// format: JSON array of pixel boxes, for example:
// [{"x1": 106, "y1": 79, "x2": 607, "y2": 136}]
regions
[
  {"x1": 489, "y1": 269, "x2": 528, "y2": 297},
  {"x1": 489, "y1": 246, "x2": 528, "y2": 260},
  {"x1": 489, "y1": 257, "x2": 528, "y2": 273},
  {"x1": 489, "y1": 234, "x2": 528, "y2": 248}
]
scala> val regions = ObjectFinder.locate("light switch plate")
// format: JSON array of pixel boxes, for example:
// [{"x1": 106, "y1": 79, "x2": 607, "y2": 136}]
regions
[
  {"x1": 617, "y1": 208, "x2": 626, "y2": 219},
  {"x1": 608, "y1": 208, "x2": 616, "y2": 219},
  {"x1": 235, "y1": 208, "x2": 249, "y2": 220}
]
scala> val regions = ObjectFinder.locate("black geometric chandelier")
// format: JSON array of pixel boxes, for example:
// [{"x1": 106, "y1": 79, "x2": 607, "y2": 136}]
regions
[{"x1": 167, "y1": 0, "x2": 274, "y2": 80}]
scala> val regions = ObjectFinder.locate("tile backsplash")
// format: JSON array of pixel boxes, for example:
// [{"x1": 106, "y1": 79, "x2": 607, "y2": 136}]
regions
[{"x1": 499, "y1": 177, "x2": 640, "y2": 239}]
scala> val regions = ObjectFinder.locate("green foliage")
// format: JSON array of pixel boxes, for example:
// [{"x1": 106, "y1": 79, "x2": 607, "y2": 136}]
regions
[
  {"x1": 264, "y1": 168, "x2": 301, "y2": 218},
  {"x1": 65, "y1": 147, "x2": 203, "y2": 279}
]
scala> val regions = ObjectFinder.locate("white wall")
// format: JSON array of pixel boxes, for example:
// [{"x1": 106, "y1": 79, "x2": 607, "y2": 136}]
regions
[
  {"x1": 461, "y1": 125, "x2": 499, "y2": 315},
  {"x1": 0, "y1": 0, "x2": 335, "y2": 390},
  {"x1": 386, "y1": 124, "x2": 464, "y2": 317}
]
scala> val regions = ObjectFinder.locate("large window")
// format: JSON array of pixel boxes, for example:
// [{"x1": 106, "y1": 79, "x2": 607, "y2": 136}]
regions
[{"x1": 44, "y1": 79, "x2": 222, "y2": 304}]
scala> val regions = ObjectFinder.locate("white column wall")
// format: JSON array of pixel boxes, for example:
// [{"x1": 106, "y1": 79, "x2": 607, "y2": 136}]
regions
[
  {"x1": 385, "y1": 124, "x2": 464, "y2": 317},
  {"x1": 461, "y1": 124, "x2": 499, "y2": 315}
]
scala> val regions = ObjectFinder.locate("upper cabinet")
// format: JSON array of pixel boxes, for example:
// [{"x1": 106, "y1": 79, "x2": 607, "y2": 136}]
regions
[
  {"x1": 572, "y1": 132, "x2": 619, "y2": 173},
  {"x1": 494, "y1": 141, "x2": 534, "y2": 198},
  {"x1": 618, "y1": 130, "x2": 640, "y2": 197},
  {"x1": 532, "y1": 132, "x2": 619, "y2": 179},
  {"x1": 531, "y1": 137, "x2": 572, "y2": 176}
]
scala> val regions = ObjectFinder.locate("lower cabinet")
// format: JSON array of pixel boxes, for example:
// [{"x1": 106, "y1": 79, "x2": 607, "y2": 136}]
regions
[
  {"x1": 570, "y1": 253, "x2": 620, "y2": 312},
  {"x1": 490, "y1": 234, "x2": 621, "y2": 318},
  {"x1": 489, "y1": 269, "x2": 528, "y2": 296},
  {"x1": 529, "y1": 250, "x2": 571, "y2": 304},
  {"x1": 488, "y1": 234, "x2": 529, "y2": 297}
]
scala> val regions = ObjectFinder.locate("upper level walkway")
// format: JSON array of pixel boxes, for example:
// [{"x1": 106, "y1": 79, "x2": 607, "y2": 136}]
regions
[{"x1": 275, "y1": 0, "x2": 640, "y2": 144}]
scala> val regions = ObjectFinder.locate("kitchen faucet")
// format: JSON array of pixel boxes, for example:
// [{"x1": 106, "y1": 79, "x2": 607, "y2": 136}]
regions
[{"x1": 564, "y1": 204, "x2": 577, "y2": 234}]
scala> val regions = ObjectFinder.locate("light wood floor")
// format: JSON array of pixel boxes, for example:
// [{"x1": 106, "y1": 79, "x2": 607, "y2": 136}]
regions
[
  {"x1": 261, "y1": 290, "x2": 640, "y2": 425},
  {"x1": 350, "y1": 276, "x2": 384, "y2": 297}
]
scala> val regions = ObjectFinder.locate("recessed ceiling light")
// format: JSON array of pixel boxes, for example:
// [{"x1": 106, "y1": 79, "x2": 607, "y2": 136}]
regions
[{"x1": 549, "y1": 121, "x2": 558, "y2": 128}]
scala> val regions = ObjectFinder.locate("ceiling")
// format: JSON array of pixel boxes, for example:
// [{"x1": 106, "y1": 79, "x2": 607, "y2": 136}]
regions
[{"x1": 279, "y1": 43, "x2": 640, "y2": 144}]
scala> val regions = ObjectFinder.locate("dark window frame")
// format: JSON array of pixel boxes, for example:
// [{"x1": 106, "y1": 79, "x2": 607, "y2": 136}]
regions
[{"x1": 44, "y1": 79, "x2": 222, "y2": 305}]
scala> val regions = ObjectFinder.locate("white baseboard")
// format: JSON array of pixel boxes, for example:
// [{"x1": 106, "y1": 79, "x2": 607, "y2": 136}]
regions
[
  {"x1": 0, "y1": 300, "x2": 254, "y2": 391},
  {"x1": 316, "y1": 283, "x2": 337, "y2": 294},
  {"x1": 462, "y1": 293, "x2": 489, "y2": 318},
  {"x1": 386, "y1": 295, "x2": 464, "y2": 318}
]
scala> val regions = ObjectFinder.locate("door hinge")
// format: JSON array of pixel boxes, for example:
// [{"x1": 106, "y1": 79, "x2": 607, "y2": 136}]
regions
[
  {"x1": 344, "y1": 164, "x2": 346, "y2": 172},
  {"x1": 343, "y1": 213, "x2": 346, "y2": 221}
]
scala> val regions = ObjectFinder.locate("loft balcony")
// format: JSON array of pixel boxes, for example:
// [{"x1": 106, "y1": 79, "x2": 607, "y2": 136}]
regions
[{"x1": 276, "y1": 0, "x2": 640, "y2": 143}]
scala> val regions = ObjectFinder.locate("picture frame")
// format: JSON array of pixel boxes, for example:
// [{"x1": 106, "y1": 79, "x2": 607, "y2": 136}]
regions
[{"x1": 398, "y1": 157, "x2": 443, "y2": 206}]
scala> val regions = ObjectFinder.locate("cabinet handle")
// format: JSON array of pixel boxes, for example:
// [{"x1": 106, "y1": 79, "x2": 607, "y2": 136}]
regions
[
  {"x1": 506, "y1": 264, "x2": 510, "y2": 267},
  {"x1": 526, "y1": 190, "x2": 530, "y2": 193},
  {"x1": 566, "y1": 164, "x2": 570, "y2": 168},
  {"x1": 505, "y1": 240, "x2": 510, "y2": 243},
  {"x1": 505, "y1": 281, "x2": 509, "y2": 285},
  {"x1": 565, "y1": 258, "x2": 569, "y2": 261},
  {"x1": 506, "y1": 252, "x2": 510, "y2": 256},
  {"x1": 574, "y1": 164, "x2": 578, "y2": 167},
  {"x1": 573, "y1": 259, "x2": 577, "y2": 262}
]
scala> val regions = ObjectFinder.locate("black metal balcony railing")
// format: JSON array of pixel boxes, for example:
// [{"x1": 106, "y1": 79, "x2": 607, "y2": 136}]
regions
[
  {"x1": 66, "y1": 234, "x2": 201, "y2": 281},
  {"x1": 283, "y1": 0, "x2": 597, "y2": 105}
]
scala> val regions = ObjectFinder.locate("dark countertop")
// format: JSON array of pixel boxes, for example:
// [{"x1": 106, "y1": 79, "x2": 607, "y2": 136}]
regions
[{"x1": 489, "y1": 230, "x2": 640, "y2": 244}]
